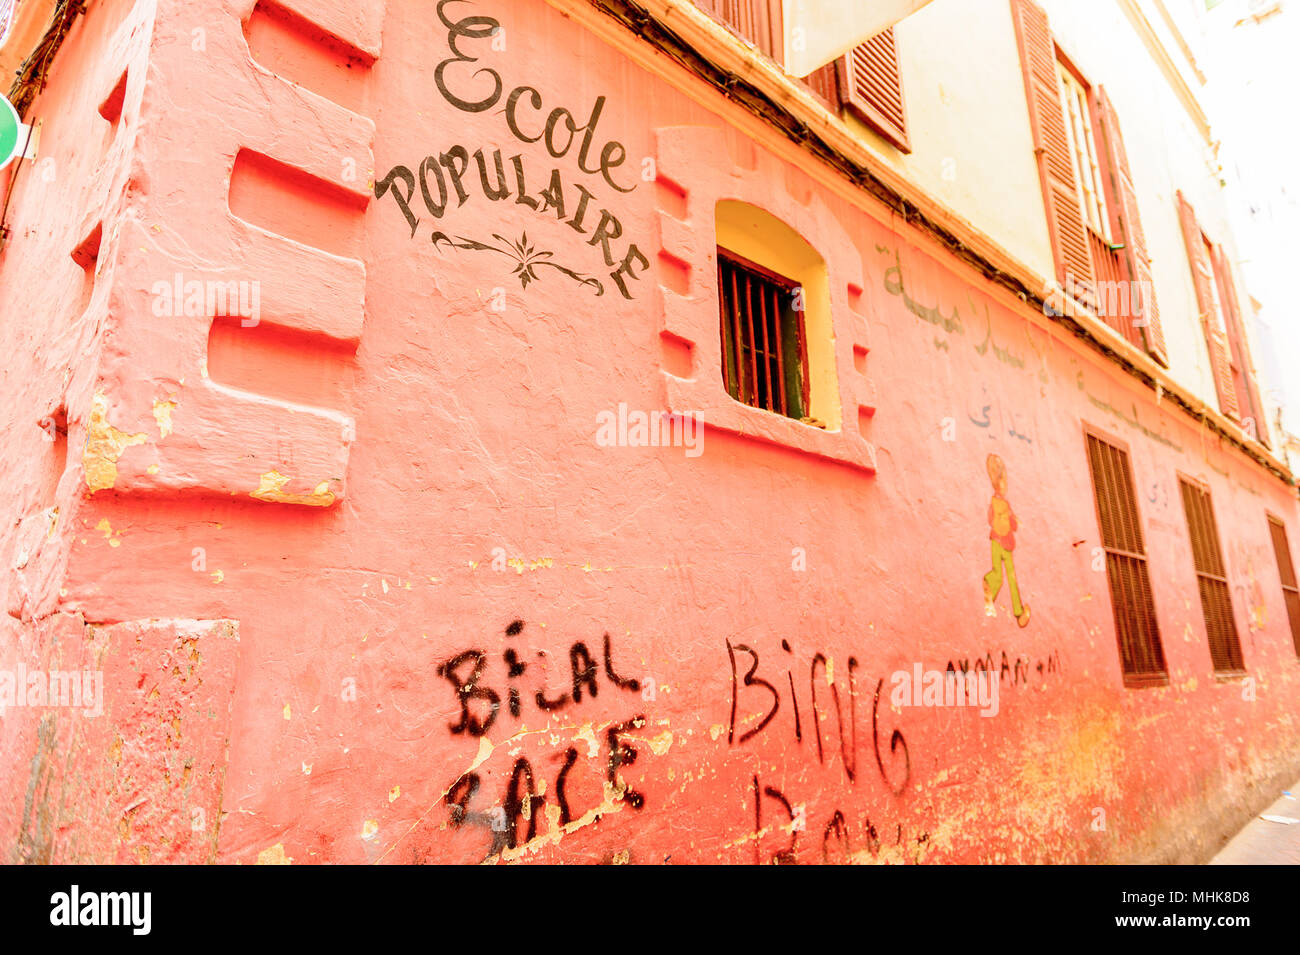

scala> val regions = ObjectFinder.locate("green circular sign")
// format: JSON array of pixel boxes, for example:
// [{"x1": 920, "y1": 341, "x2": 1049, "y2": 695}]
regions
[{"x1": 0, "y1": 94, "x2": 21, "y2": 171}]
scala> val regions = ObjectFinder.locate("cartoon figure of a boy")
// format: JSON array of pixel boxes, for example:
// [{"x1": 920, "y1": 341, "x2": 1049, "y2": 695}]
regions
[{"x1": 983, "y1": 453, "x2": 1030, "y2": 627}]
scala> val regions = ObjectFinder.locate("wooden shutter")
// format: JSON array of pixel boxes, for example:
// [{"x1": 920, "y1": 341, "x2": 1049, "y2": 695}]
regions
[
  {"x1": 837, "y1": 28, "x2": 910, "y2": 152},
  {"x1": 1084, "y1": 432, "x2": 1167, "y2": 683},
  {"x1": 693, "y1": 0, "x2": 782, "y2": 59},
  {"x1": 1091, "y1": 86, "x2": 1167, "y2": 367},
  {"x1": 1010, "y1": 0, "x2": 1094, "y2": 307},
  {"x1": 1175, "y1": 191, "x2": 1240, "y2": 421},
  {"x1": 1179, "y1": 479, "x2": 1245, "y2": 673},
  {"x1": 1209, "y1": 244, "x2": 1270, "y2": 446},
  {"x1": 1267, "y1": 516, "x2": 1300, "y2": 656}
]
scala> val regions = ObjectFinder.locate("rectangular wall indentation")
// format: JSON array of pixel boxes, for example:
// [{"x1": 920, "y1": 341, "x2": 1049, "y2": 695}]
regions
[
  {"x1": 244, "y1": 0, "x2": 373, "y2": 116},
  {"x1": 229, "y1": 149, "x2": 366, "y2": 258},
  {"x1": 207, "y1": 314, "x2": 355, "y2": 411}
]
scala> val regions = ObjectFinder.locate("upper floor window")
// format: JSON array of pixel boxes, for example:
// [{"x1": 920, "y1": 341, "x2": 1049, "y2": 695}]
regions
[
  {"x1": 1175, "y1": 191, "x2": 1270, "y2": 446},
  {"x1": 1010, "y1": 0, "x2": 1168, "y2": 367},
  {"x1": 1057, "y1": 64, "x2": 1110, "y2": 243},
  {"x1": 691, "y1": 1, "x2": 909, "y2": 151}
]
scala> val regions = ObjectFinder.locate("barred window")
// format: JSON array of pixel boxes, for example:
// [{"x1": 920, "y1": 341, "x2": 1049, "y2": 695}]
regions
[{"x1": 717, "y1": 250, "x2": 809, "y2": 422}]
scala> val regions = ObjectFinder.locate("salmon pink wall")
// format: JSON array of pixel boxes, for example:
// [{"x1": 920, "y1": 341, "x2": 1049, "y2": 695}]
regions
[{"x1": 0, "y1": 0, "x2": 1297, "y2": 864}]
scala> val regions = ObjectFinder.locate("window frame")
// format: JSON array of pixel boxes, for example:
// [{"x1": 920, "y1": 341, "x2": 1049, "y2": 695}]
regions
[
  {"x1": 1082, "y1": 424, "x2": 1169, "y2": 688},
  {"x1": 1177, "y1": 474, "x2": 1246, "y2": 677},
  {"x1": 716, "y1": 248, "x2": 811, "y2": 422},
  {"x1": 1266, "y1": 513, "x2": 1300, "y2": 658},
  {"x1": 1056, "y1": 58, "x2": 1111, "y2": 244}
]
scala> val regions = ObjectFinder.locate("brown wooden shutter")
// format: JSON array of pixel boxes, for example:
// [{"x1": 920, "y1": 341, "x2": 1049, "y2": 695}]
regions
[
  {"x1": 803, "y1": 61, "x2": 841, "y2": 107},
  {"x1": 1010, "y1": 0, "x2": 1094, "y2": 307},
  {"x1": 1175, "y1": 191, "x2": 1240, "y2": 420},
  {"x1": 837, "y1": 28, "x2": 909, "y2": 152},
  {"x1": 1209, "y1": 243, "x2": 1270, "y2": 447},
  {"x1": 1091, "y1": 86, "x2": 1168, "y2": 367},
  {"x1": 694, "y1": 0, "x2": 782, "y2": 59},
  {"x1": 1179, "y1": 479, "x2": 1245, "y2": 673},
  {"x1": 1267, "y1": 515, "x2": 1300, "y2": 656},
  {"x1": 1084, "y1": 432, "x2": 1167, "y2": 683}
]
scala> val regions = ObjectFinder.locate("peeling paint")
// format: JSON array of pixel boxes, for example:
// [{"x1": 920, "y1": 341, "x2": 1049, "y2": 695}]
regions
[
  {"x1": 250, "y1": 470, "x2": 336, "y2": 507},
  {"x1": 83, "y1": 392, "x2": 147, "y2": 493}
]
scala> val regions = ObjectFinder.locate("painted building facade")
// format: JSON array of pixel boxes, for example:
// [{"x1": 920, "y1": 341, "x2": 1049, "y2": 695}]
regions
[{"x1": 0, "y1": 0, "x2": 1297, "y2": 864}]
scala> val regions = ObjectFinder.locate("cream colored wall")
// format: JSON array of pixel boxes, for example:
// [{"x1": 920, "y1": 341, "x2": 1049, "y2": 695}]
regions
[{"x1": 839, "y1": 0, "x2": 1252, "y2": 422}]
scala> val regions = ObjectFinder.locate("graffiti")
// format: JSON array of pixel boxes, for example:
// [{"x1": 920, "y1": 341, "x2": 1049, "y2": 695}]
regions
[
  {"x1": 969, "y1": 386, "x2": 1034, "y2": 444},
  {"x1": 751, "y1": 774, "x2": 930, "y2": 865},
  {"x1": 432, "y1": 620, "x2": 646, "y2": 862},
  {"x1": 877, "y1": 245, "x2": 1042, "y2": 379},
  {"x1": 430, "y1": 231, "x2": 604, "y2": 294},
  {"x1": 943, "y1": 648, "x2": 1062, "y2": 686},
  {"x1": 374, "y1": 1, "x2": 649, "y2": 298},
  {"x1": 437, "y1": 620, "x2": 641, "y2": 736},
  {"x1": 982, "y1": 453, "x2": 1031, "y2": 627},
  {"x1": 1073, "y1": 364, "x2": 1184, "y2": 453},
  {"x1": 724, "y1": 639, "x2": 911, "y2": 796},
  {"x1": 972, "y1": 303, "x2": 1027, "y2": 370},
  {"x1": 879, "y1": 245, "x2": 965, "y2": 336}
]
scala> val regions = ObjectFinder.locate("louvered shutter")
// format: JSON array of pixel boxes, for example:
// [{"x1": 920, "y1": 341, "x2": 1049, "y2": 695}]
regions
[
  {"x1": 1209, "y1": 244, "x2": 1270, "y2": 447},
  {"x1": 1179, "y1": 479, "x2": 1245, "y2": 673},
  {"x1": 694, "y1": 0, "x2": 782, "y2": 59},
  {"x1": 1091, "y1": 86, "x2": 1168, "y2": 367},
  {"x1": 1009, "y1": 0, "x2": 1094, "y2": 308},
  {"x1": 1176, "y1": 191, "x2": 1240, "y2": 420},
  {"x1": 837, "y1": 28, "x2": 910, "y2": 152},
  {"x1": 1084, "y1": 433, "x2": 1166, "y2": 681},
  {"x1": 1267, "y1": 516, "x2": 1300, "y2": 655}
]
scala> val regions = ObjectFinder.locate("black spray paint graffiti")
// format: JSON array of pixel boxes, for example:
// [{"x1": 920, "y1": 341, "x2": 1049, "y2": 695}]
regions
[
  {"x1": 437, "y1": 620, "x2": 641, "y2": 735},
  {"x1": 752, "y1": 775, "x2": 931, "y2": 865},
  {"x1": 435, "y1": 620, "x2": 646, "y2": 861},
  {"x1": 374, "y1": 0, "x2": 649, "y2": 299},
  {"x1": 944, "y1": 648, "x2": 1062, "y2": 688},
  {"x1": 725, "y1": 639, "x2": 911, "y2": 796}
]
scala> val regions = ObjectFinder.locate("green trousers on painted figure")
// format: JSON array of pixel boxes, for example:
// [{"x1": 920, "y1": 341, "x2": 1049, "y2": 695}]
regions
[{"x1": 984, "y1": 540, "x2": 1023, "y2": 616}]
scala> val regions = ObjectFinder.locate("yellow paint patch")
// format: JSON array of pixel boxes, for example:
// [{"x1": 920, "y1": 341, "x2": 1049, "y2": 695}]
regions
[
  {"x1": 507, "y1": 556, "x2": 555, "y2": 573},
  {"x1": 211, "y1": 570, "x2": 224, "y2": 583},
  {"x1": 644, "y1": 729, "x2": 674, "y2": 756},
  {"x1": 95, "y1": 518, "x2": 124, "y2": 547},
  {"x1": 256, "y1": 843, "x2": 291, "y2": 864},
  {"x1": 152, "y1": 399, "x2": 176, "y2": 438},
  {"x1": 282, "y1": 703, "x2": 291, "y2": 720},
  {"x1": 251, "y1": 470, "x2": 335, "y2": 507},
  {"x1": 389, "y1": 785, "x2": 401, "y2": 803},
  {"x1": 361, "y1": 819, "x2": 379, "y2": 841},
  {"x1": 84, "y1": 392, "x2": 147, "y2": 492},
  {"x1": 146, "y1": 464, "x2": 159, "y2": 474}
]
